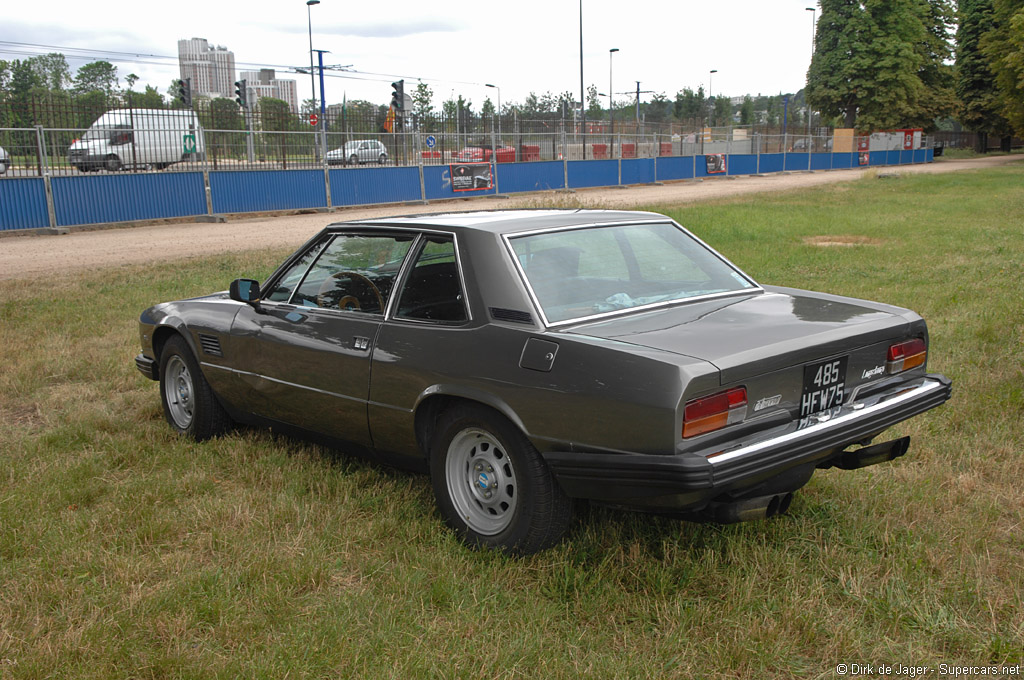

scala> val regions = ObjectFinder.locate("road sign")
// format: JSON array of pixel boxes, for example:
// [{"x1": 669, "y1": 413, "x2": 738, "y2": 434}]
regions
[
  {"x1": 426, "y1": 135, "x2": 436, "y2": 149},
  {"x1": 182, "y1": 134, "x2": 197, "y2": 154},
  {"x1": 309, "y1": 113, "x2": 319, "y2": 127}
]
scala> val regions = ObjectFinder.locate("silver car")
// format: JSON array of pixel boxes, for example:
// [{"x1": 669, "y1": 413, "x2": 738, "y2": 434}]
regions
[
  {"x1": 0, "y1": 145, "x2": 9, "y2": 174},
  {"x1": 326, "y1": 139, "x2": 388, "y2": 166}
]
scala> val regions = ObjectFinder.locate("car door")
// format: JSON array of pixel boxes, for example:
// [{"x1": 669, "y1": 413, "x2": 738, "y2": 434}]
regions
[{"x1": 230, "y1": 230, "x2": 416, "y2": 447}]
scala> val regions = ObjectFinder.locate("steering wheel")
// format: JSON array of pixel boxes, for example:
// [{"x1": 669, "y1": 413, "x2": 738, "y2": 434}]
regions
[{"x1": 316, "y1": 271, "x2": 384, "y2": 311}]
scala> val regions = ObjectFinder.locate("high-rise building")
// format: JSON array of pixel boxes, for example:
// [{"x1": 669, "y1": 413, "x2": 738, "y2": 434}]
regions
[
  {"x1": 178, "y1": 38, "x2": 235, "y2": 99},
  {"x1": 239, "y1": 69, "x2": 299, "y2": 113}
]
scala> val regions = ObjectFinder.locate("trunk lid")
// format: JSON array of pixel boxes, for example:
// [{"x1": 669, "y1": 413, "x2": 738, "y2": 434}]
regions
[{"x1": 562, "y1": 287, "x2": 912, "y2": 385}]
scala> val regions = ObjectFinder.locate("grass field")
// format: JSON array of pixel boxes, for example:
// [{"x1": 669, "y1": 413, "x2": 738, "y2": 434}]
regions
[{"x1": 1, "y1": 166, "x2": 1022, "y2": 679}]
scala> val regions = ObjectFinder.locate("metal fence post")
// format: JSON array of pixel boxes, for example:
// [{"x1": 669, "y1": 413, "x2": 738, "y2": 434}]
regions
[
  {"x1": 324, "y1": 167, "x2": 333, "y2": 209},
  {"x1": 203, "y1": 170, "x2": 213, "y2": 215},
  {"x1": 562, "y1": 129, "x2": 569, "y2": 190},
  {"x1": 35, "y1": 126, "x2": 58, "y2": 228},
  {"x1": 34, "y1": 125, "x2": 49, "y2": 177}
]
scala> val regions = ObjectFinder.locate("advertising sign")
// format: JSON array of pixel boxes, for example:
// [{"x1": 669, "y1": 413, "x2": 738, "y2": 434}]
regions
[
  {"x1": 705, "y1": 154, "x2": 726, "y2": 175},
  {"x1": 450, "y1": 163, "x2": 492, "y2": 192},
  {"x1": 859, "y1": 152, "x2": 870, "y2": 166}
]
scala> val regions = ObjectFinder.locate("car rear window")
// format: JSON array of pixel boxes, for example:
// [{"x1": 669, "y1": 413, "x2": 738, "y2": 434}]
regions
[{"x1": 509, "y1": 222, "x2": 757, "y2": 324}]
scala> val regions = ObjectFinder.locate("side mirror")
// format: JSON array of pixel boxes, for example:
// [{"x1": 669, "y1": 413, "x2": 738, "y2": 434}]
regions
[{"x1": 229, "y1": 278, "x2": 262, "y2": 310}]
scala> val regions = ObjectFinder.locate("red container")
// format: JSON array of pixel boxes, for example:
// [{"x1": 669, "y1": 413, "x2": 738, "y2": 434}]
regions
[{"x1": 592, "y1": 144, "x2": 608, "y2": 160}]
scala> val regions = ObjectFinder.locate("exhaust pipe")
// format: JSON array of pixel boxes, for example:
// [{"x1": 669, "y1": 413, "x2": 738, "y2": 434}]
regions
[
  {"x1": 827, "y1": 436, "x2": 911, "y2": 470},
  {"x1": 703, "y1": 492, "x2": 795, "y2": 524}
]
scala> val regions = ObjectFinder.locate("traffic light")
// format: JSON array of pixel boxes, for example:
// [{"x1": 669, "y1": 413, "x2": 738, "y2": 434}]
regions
[
  {"x1": 234, "y1": 79, "x2": 248, "y2": 108},
  {"x1": 390, "y1": 80, "x2": 404, "y2": 112},
  {"x1": 176, "y1": 77, "x2": 192, "y2": 107}
]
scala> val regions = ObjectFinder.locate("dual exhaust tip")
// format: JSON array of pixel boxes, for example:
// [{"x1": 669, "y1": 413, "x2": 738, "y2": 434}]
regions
[{"x1": 699, "y1": 491, "x2": 795, "y2": 524}]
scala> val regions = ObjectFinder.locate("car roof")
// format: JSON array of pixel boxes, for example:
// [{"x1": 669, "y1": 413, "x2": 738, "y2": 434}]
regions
[{"x1": 329, "y1": 209, "x2": 666, "y2": 236}]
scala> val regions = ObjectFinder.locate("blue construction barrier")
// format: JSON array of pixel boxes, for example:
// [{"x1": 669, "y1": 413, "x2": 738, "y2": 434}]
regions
[
  {"x1": 0, "y1": 148, "x2": 937, "y2": 231},
  {"x1": 0, "y1": 177, "x2": 50, "y2": 231},
  {"x1": 759, "y1": 154, "x2": 785, "y2": 174},
  {"x1": 497, "y1": 161, "x2": 564, "y2": 194},
  {"x1": 655, "y1": 156, "x2": 695, "y2": 181},
  {"x1": 52, "y1": 172, "x2": 207, "y2": 227},
  {"x1": 568, "y1": 160, "x2": 619, "y2": 189},
  {"x1": 330, "y1": 166, "x2": 421, "y2": 207},
  {"x1": 621, "y1": 158, "x2": 656, "y2": 185},
  {"x1": 210, "y1": 170, "x2": 327, "y2": 214}
]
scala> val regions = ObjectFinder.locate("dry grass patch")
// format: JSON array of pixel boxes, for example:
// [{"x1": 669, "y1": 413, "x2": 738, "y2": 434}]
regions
[{"x1": 803, "y1": 235, "x2": 886, "y2": 247}]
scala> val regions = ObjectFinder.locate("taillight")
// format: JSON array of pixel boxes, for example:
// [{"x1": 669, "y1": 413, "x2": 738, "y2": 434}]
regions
[
  {"x1": 683, "y1": 387, "x2": 747, "y2": 438},
  {"x1": 887, "y1": 338, "x2": 927, "y2": 374}
]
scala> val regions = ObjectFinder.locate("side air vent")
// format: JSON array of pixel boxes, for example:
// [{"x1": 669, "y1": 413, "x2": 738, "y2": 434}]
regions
[
  {"x1": 489, "y1": 307, "x2": 534, "y2": 324},
  {"x1": 197, "y1": 333, "x2": 223, "y2": 357}
]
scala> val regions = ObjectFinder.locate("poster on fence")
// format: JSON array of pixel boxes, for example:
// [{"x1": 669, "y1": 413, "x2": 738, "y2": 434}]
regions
[
  {"x1": 859, "y1": 152, "x2": 870, "y2": 166},
  {"x1": 705, "y1": 154, "x2": 726, "y2": 175},
  {"x1": 451, "y1": 163, "x2": 492, "y2": 192}
]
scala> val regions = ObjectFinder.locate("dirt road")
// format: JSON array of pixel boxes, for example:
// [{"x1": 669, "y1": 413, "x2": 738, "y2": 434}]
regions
[{"x1": 1, "y1": 155, "x2": 1018, "y2": 281}]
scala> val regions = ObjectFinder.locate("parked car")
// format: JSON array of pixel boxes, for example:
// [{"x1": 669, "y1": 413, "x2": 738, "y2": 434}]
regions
[
  {"x1": 68, "y1": 109, "x2": 205, "y2": 172},
  {"x1": 135, "y1": 210, "x2": 952, "y2": 554},
  {"x1": 326, "y1": 140, "x2": 388, "y2": 166},
  {"x1": 453, "y1": 145, "x2": 516, "y2": 163},
  {"x1": 0, "y1": 145, "x2": 9, "y2": 174}
]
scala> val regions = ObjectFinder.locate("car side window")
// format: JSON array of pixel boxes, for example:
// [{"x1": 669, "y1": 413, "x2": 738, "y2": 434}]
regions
[
  {"x1": 263, "y1": 239, "x2": 328, "y2": 302},
  {"x1": 395, "y1": 236, "x2": 468, "y2": 323},
  {"x1": 292, "y1": 233, "x2": 414, "y2": 313}
]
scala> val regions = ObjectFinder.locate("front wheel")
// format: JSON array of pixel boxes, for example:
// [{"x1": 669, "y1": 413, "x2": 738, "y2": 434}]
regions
[
  {"x1": 378, "y1": 154, "x2": 387, "y2": 165},
  {"x1": 104, "y1": 155, "x2": 122, "y2": 172},
  {"x1": 430, "y1": 404, "x2": 573, "y2": 555},
  {"x1": 349, "y1": 154, "x2": 359, "y2": 166},
  {"x1": 159, "y1": 335, "x2": 231, "y2": 440}
]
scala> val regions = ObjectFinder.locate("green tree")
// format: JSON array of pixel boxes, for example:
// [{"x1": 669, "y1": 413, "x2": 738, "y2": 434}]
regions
[
  {"x1": 981, "y1": 0, "x2": 1024, "y2": 137},
  {"x1": 807, "y1": 0, "x2": 951, "y2": 131},
  {"x1": 412, "y1": 81, "x2": 434, "y2": 127},
  {"x1": 957, "y1": 0, "x2": 1014, "y2": 150},
  {"x1": 673, "y1": 87, "x2": 704, "y2": 124},
  {"x1": 740, "y1": 96, "x2": 755, "y2": 125},
  {"x1": 586, "y1": 84, "x2": 603, "y2": 119},
  {"x1": 73, "y1": 61, "x2": 118, "y2": 98}
]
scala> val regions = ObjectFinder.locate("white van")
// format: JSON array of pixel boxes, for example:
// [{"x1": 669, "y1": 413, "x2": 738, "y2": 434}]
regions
[{"x1": 68, "y1": 109, "x2": 205, "y2": 172}]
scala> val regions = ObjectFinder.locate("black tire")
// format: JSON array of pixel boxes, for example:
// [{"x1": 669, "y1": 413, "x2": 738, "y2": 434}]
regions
[
  {"x1": 158, "y1": 334, "x2": 231, "y2": 441},
  {"x1": 104, "y1": 155, "x2": 122, "y2": 172},
  {"x1": 378, "y1": 154, "x2": 387, "y2": 165},
  {"x1": 429, "y1": 404, "x2": 573, "y2": 555},
  {"x1": 349, "y1": 154, "x2": 359, "y2": 166}
]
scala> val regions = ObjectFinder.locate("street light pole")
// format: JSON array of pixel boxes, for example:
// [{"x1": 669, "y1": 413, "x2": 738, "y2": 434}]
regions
[
  {"x1": 609, "y1": 48, "x2": 618, "y2": 142},
  {"x1": 579, "y1": 0, "x2": 585, "y2": 159},
  {"x1": 708, "y1": 69, "x2": 717, "y2": 129},
  {"x1": 486, "y1": 83, "x2": 501, "y2": 139},
  {"x1": 806, "y1": 7, "x2": 816, "y2": 145},
  {"x1": 306, "y1": 0, "x2": 320, "y2": 161}
]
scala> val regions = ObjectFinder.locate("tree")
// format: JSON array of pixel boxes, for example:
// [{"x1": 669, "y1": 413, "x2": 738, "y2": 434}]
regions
[
  {"x1": 807, "y1": 0, "x2": 952, "y2": 131},
  {"x1": 480, "y1": 97, "x2": 495, "y2": 120},
  {"x1": 73, "y1": 61, "x2": 118, "y2": 97},
  {"x1": 957, "y1": 0, "x2": 1014, "y2": 150},
  {"x1": 673, "y1": 87, "x2": 704, "y2": 124},
  {"x1": 981, "y1": 0, "x2": 1024, "y2": 138},
  {"x1": 585, "y1": 84, "x2": 603, "y2": 119},
  {"x1": 412, "y1": 81, "x2": 434, "y2": 126},
  {"x1": 740, "y1": 96, "x2": 755, "y2": 125}
]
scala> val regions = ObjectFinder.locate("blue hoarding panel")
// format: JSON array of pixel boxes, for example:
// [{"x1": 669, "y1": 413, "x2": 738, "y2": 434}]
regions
[
  {"x1": 621, "y1": 159, "x2": 655, "y2": 185},
  {"x1": 330, "y1": 167, "x2": 421, "y2": 206},
  {"x1": 759, "y1": 154, "x2": 784, "y2": 173},
  {"x1": 52, "y1": 172, "x2": 207, "y2": 227},
  {"x1": 497, "y1": 161, "x2": 564, "y2": 194},
  {"x1": 869, "y1": 151, "x2": 887, "y2": 166},
  {"x1": 656, "y1": 156, "x2": 694, "y2": 181},
  {"x1": 568, "y1": 160, "x2": 619, "y2": 189},
  {"x1": 423, "y1": 164, "x2": 496, "y2": 200},
  {"x1": 727, "y1": 155, "x2": 757, "y2": 176},
  {"x1": 926, "y1": 148, "x2": 934, "y2": 163},
  {"x1": 811, "y1": 153, "x2": 832, "y2": 171},
  {"x1": 913, "y1": 149, "x2": 926, "y2": 164},
  {"x1": 887, "y1": 150, "x2": 901, "y2": 165},
  {"x1": 900, "y1": 150, "x2": 913, "y2": 165},
  {"x1": 210, "y1": 170, "x2": 326, "y2": 214},
  {"x1": 785, "y1": 154, "x2": 811, "y2": 172},
  {"x1": 0, "y1": 178, "x2": 50, "y2": 231}
]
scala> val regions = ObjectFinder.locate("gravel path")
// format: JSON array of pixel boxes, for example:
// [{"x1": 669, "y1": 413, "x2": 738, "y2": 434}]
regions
[{"x1": 1, "y1": 155, "x2": 1018, "y2": 282}]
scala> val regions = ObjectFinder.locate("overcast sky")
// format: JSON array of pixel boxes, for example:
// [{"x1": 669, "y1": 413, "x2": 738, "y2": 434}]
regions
[{"x1": 1, "y1": 0, "x2": 819, "y2": 110}]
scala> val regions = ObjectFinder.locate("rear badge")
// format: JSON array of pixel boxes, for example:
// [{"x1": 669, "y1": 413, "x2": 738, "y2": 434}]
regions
[{"x1": 754, "y1": 394, "x2": 782, "y2": 412}]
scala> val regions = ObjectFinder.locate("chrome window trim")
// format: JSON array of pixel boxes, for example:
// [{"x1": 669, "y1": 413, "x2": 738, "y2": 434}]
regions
[{"x1": 500, "y1": 219, "x2": 763, "y2": 329}]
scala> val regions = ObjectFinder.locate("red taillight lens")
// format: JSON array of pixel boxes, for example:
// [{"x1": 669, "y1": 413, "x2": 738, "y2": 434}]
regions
[
  {"x1": 887, "y1": 338, "x2": 927, "y2": 373},
  {"x1": 683, "y1": 387, "x2": 747, "y2": 438}
]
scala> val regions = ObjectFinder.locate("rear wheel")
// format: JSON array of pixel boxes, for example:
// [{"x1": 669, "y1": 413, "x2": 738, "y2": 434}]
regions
[
  {"x1": 430, "y1": 404, "x2": 573, "y2": 555},
  {"x1": 104, "y1": 155, "x2": 122, "y2": 172},
  {"x1": 349, "y1": 154, "x2": 359, "y2": 166},
  {"x1": 378, "y1": 153, "x2": 387, "y2": 165},
  {"x1": 0, "y1": 160, "x2": 7, "y2": 174},
  {"x1": 159, "y1": 335, "x2": 231, "y2": 440}
]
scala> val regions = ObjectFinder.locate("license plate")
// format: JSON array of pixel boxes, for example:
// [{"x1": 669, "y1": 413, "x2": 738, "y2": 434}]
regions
[{"x1": 801, "y1": 356, "x2": 848, "y2": 417}]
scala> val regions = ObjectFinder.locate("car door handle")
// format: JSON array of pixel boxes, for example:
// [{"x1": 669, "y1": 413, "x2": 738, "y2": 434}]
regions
[{"x1": 353, "y1": 336, "x2": 370, "y2": 351}]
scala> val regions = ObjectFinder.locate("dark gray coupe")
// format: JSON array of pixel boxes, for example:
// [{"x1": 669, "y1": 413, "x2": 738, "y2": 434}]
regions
[{"x1": 136, "y1": 210, "x2": 951, "y2": 554}]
